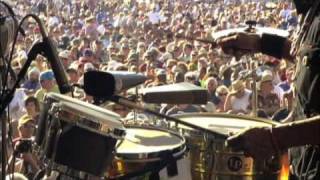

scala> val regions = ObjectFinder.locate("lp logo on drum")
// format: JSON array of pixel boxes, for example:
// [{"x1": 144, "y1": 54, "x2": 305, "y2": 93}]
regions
[{"x1": 227, "y1": 156, "x2": 243, "y2": 172}]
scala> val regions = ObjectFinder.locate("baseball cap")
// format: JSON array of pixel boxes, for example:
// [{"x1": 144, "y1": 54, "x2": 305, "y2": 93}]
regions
[
  {"x1": 59, "y1": 50, "x2": 70, "y2": 59},
  {"x1": 39, "y1": 70, "x2": 55, "y2": 81}
]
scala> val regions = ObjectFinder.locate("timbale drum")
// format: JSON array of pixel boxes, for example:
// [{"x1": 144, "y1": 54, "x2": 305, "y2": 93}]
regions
[{"x1": 171, "y1": 113, "x2": 289, "y2": 180}]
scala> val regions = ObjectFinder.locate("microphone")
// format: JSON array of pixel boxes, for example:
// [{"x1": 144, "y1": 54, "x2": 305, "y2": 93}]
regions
[
  {"x1": 41, "y1": 37, "x2": 71, "y2": 94},
  {"x1": 83, "y1": 71, "x2": 116, "y2": 98},
  {"x1": 107, "y1": 71, "x2": 147, "y2": 90},
  {"x1": 83, "y1": 71, "x2": 147, "y2": 98}
]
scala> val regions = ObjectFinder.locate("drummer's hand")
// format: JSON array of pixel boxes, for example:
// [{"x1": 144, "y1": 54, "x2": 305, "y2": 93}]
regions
[
  {"x1": 216, "y1": 32, "x2": 261, "y2": 56},
  {"x1": 226, "y1": 127, "x2": 277, "y2": 160}
]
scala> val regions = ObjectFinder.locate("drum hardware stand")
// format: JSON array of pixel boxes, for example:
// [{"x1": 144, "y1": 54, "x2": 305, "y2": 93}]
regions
[
  {"x1": 133, "y1": 54, "x2": 140, "y2": 125},
  {"x1": 249, "y1": 57, "x2": 258, "y2": 117}
]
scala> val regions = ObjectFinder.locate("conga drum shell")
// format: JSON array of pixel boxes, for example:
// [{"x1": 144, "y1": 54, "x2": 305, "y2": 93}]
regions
[{"x1": 38, "y1": 93, "x2": 125, "y2": 176}]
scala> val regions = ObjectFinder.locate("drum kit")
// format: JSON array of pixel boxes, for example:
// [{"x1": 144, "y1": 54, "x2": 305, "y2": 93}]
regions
[
  {"x1": 32, "y1": 76, "x2": 289, "y2": 180},
  {"x1": 32, "y1": 24, "x2": 291, "y2": 179}
]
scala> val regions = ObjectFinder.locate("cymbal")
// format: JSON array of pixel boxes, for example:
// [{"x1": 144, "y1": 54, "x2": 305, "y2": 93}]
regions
[{"x1": 212, "y1": 26, "x2": 289, "y2": 40}]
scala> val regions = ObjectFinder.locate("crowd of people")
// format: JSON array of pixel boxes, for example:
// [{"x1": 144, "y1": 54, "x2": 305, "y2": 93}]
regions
[{"x1": 2, "y1": 0, "x2": 298, "y2": 179}]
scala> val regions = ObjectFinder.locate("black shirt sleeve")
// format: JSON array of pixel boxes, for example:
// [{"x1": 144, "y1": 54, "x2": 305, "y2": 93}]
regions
[{"x1": 293, "y1": 0, "x2": 312, "y2": 15}]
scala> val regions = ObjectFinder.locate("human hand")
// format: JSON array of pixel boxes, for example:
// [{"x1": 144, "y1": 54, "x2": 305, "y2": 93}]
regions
[
  {"x1": 216, "y1": 32, "x2": 261, "y2": 57},
  {"x1": 226, "y1": 127, "x2": 278, "y2": 160}
]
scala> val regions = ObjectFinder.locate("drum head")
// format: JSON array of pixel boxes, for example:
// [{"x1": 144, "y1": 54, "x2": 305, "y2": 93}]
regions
[
  {"x1": 116, "y1": 126, "x2": 185, "y2": 162},
  {"x1": 173, "y1": 113, "x2": 279, "y2": 136}
]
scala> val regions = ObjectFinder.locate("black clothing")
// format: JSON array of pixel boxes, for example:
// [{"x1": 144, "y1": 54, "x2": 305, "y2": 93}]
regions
[{"x1": 289, "y1": 1, "x2": 320, "y2": 179}]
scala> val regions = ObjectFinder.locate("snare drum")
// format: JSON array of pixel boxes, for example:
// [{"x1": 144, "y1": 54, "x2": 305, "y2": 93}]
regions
[
  {"x1": 36, "y1": 93, "x2": 125, "y2": 177},
  {"x1": 107, "y1": 125, "x2": 186, "y2": 179},
  {"x1": 172, "y1": 113, "x2": 288, "y2": 180}
]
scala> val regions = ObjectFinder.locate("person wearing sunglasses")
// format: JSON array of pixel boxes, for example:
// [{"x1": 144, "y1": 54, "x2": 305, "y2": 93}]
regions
[{"x1": 215, "y1": 85, "x2": 229, "y2": 112}]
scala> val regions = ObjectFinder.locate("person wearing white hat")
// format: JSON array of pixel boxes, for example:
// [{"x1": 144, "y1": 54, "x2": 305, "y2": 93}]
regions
[
  {"x1": 256, "y1": 71, "x2": 281, "y2": 118},
  {"x1": 58, "y1": 50, "x2": 71, "y2": 68},
  {"x1": 224, "y1": 79, "x2": 252, "y2": 114}
]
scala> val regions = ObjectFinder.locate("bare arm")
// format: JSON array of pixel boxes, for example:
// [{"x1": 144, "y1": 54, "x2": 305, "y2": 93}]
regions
[
  {"x1": 224, "y1": 94, "x2": 233, "y2": 112},
  {"x1": 217, "y1": 33, "x2": 294, "y2": 62},
  {"x1": 227, "y1": 115, "x2": 320, "y2": 159},
  {"x1": 273, "y1": 115, "x2": 320, "y2": 149}
]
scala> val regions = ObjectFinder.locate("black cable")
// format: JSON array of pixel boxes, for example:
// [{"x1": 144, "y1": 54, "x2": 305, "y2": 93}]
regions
[
  {"x1": 1, "y1": 14, "x2": 45, "y2": 106},
  {"x1": 3, "y1": 13, "x2": 30, "y2": 95},
  {"x1": 0, "y1": 1, "x2": 24, "y2": 96},
  {"x1": 0, "y1": 13, "x2": 44, "y2": 180},
  {"x1": 0, "y1": 15, "x2": 8, "y2": 91},
  {"x1": 7, "y1": 108, "x2": 15, "y2": 180}
]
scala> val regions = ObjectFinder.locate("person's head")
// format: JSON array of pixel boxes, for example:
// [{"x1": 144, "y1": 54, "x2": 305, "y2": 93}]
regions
[
  {"x1": 59, "y1": 50, "x2": 71, "y2": 68},
  {"x1": 18, "y1": 115, "x2": 35, "y2": 138},
  {"x1": 184, "y1": 71, "x2": 197, "y2": 84},
  {"x1": 24, "y1": 96, "x2": 40, "y2": 116},
  {"x1": 155, "y1": 69, "x2": 167, "y2": 85},
  {"x1": 39, "y1": 70, "x2": 55, "y2": 91},
  {"x1": 67, "y1": 68, "x2": 79, "y2": 83},
  {"x1": 35, "y1": 55, "x2": 46, "y2": 67},
  {"x1": 93, "y1": 39, "x2": 103, "y2": 51},
  {"x1": 174, "y1": 72, "x2": 185, "y2": 83},
  {"x1": 137, "y1": 42, "x2": 146, "y2": 53},
  {"x1": 108, "y1": 43, "x2": 119, "y2": 54},
  {"x1": 206, "y1": 77, "x2": 218, "y2": 94},
  {"x1": 230, "y1": 79, "x2": 246, "y2": 98},
  {"x1": 85, "y1": 15, "x2": 96, "y2": 25},
  {"x1": 259, "y1": 71, "x2": 274, "y2": 93},
  {"x1": 176, "y1": 62, "x2": 188, "y2": 74},
  {"x1": 27, "y1": 68, "x2": 40, "y2": 82},
  {"x1": 166, "y1": 59, "x2": 178, "y2": 73},
  {"x1": 82, "y1": 48, "x2": 94, "y2": 61},
  {"x1": 183, "y1": 43, "x2": 193, "y2": 55},
  {"x1": 121, "y1": 44, "x2": 130, "y2": 55},
  {"x1": 198, "y1": 57, "x2": 208, "y2": 71},
  {"x1": 216, "y1": 85, "x2": 229, "y2": 101}
]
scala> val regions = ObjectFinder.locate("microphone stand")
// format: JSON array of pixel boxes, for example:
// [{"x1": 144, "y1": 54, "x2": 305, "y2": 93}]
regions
[
  {"x1": 109, "y1": 95, "x2": 227, "y2": 139},
  {"x1": 250, "y1": 59, "x2": 258, "y2": 117},
  {"x1": 0, "y1": 42, "x2": 42, "y2": 179}
]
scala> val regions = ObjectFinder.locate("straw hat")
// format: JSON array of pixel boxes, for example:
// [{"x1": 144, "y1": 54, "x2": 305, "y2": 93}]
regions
[
  {"x1": 258, "y1": 71, "x2": 273, "y2": 89},
  {"x1": 230, "y1": 80, "x2": 245, "y2": 94},
  {"x1": 85, "y1": 16, "x2": 95, "y2": 23}
]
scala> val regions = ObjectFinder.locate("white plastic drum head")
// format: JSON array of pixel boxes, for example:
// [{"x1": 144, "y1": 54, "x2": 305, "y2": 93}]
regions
[
  {"x1": 174, "y1": 113, "x2": 278, "y2": 136},
  {"x1": 117, "y1": 128, "x2": 182, "y2": 154}
]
